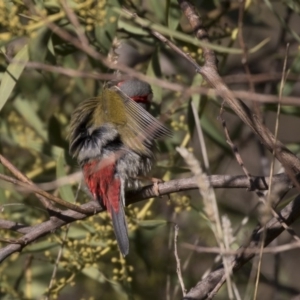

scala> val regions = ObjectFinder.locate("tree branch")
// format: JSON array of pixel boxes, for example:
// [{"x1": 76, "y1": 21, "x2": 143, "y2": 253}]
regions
[
  {"x1": 177, "y1": 0, "x2": 300, "y2": 178},
  {"x1": 0, "y1": 154, "x2": 58, "y2": 214},
  {"x1": 171, "y1": 1, "x2": 300, "y2": 298},
  {"x1": 0, "y1": 201, "x2": 100, "y2": 263},
  {"x1": 183, "y1": 194, "x2": 300, "y2": 299},
  {"x1": 127, "y1": 173, "x2": 291, "y2": 201},
  {"x1": 0, "y1": 171, "x2": 293, "y2": 263}
]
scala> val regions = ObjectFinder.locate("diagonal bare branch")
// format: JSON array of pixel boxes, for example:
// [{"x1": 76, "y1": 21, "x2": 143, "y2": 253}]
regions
[
  {"x1": 183, "y1": 194, "x2": 300, "y2": 299},
  {"x1": 177, "y1": 0, "x2": 300, "y2": 178}
]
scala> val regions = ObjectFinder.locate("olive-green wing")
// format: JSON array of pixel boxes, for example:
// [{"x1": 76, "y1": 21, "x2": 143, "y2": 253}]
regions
[
  {"x1": 95, "y1": 88, "x2": 128, "y2": 126},
  {"x1": 68, "y1": 87, "x2": 172, "y2": 157},
  {"x1": 109, "y1": 86, "x2": 172, "y2": 155}
]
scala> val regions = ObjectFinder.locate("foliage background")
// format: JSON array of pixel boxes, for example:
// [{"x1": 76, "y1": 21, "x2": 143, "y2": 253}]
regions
[{"x1": 1, "y1": 0, "x2": 300, "y2": 299}]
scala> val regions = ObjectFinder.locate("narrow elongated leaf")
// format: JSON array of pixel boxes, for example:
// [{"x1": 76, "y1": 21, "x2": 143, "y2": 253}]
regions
[
  {"x1": 28, "y1": 26, "x2": 53, "y2": 63},
  {"x1": 0, "y1": 44, "x2": 28, "y2": 112},
  {"x1": 56, "y1": 151, "x2": 75, "y2": 202},
  {"x1": 94, "y1": 0, "x2": 120, "y2": 53},
  {"x1": 138, "y1": 219, "x2": 167, "y2": 229},
  {"x1": 115, "y1": 7, "x2": 269, "y2": 54},
  {"x1": 188, "y1": 74, "x2": 204, "y2": 134},
  {"x1": 24, "y1": 241, "x2": 58, "y2": 252},
  {"x1": 13, "y1": 96, "x2": 48, "y2": 141},
  {"x1": 166, "y1": 0, "x2": 180, "y2": 31},
  {"x1": 286, "y1": 0, "x2": 300, "y2": 13},
  {"x1": 201, "y1": 114, "x2": 229, "y2": 152},
  {"x1": 118, "y1": 20, "x2": 149, "y2": 36},
  {"x1": 0, "y1": 163, "x2": 6, "y2": 203},
  {"x1": 149, "y1": 0, "x2": 166, "y2": 23},
  {"x1": 191, "y1": 74, "x2": 204, "y2": 112},
  {"x1": 147, "y1": 48, "x2": 162, "y2": 103},
  {"x1": 63, "y1": 55, "x2": 87, "y2": 95},
  {"x1": 27, "y1": 141, "x2": 66, "y2": 160},
  {"x1": 82, "y1": 267, "x2": 106, "y2": 283}
]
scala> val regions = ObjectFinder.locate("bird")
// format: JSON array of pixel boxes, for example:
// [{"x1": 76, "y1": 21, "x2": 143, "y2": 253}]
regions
[{"x1": 68, "y1": 78, "x2": 171, "y2": 256}]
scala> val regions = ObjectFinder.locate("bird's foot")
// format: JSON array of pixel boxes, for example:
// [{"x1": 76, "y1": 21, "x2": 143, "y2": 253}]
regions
[
  {"x1": 150, "y1": 177, "x2": 164, "y2": 197},
  {"x1": 133, "y1": 176, "x2": 164, "y2": 197}
]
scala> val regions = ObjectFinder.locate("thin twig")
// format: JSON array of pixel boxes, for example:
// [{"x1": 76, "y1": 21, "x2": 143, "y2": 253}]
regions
[
  {"x1": 14, "y1": 255, "x2": 33, "y2": 293},
  {"x1": 173, "y1": 237, "x2": 199, "y2": 298},
  {"x1": 175, "y1": 1, "x2": 300, "y2": 298},
  {"x1": 0, "y1": 154, "x2": 57, "y2": 213},
  {"x1": 254, "y1": 42, "x2": 291, "y2": 300},
  {"x1": 190, "y1": 101, "x2": 210, "y2": 173},
  {"x1": 46, "y1": 182, "x2": 81, "y2": 299},
  {"x1": 45, "y1": 226, "x2": 70, "y2": 299},
  {"x1": 191, "y1": 99, "x2": 235, "y2": 298},
  {"x1": 7, "y1": 60, "x2": 300, "y2": 106},
  {"x1": 177, "y1": 0, "x2": 300, "y2": 179},
  {"x1": 219, "y1": 104, "x2": 255, "y2": 190},
  {"x1": 237, "y1": 0, "x2": 259, "y2": 116},
  {"x1": 182, "y1": 240, "x2": 300, "y2": 255},
  {"x1": 60, "y1": 0, "x2": 90, "y2": 46},
  {"x1": 166, "y1": 212, "x2": 176, "y2": 300},
  {"x1": 177, "y1": 147, "x2": 234, "y2": 299},
  {"x1": 3, "y1": 172, "x2": 290, "y2": 201},
  {"x1": 174, "y1": 225, "x2": 186, "y2": 297},
  {"x1": 183, "y1": 194, "x2": 300, "y2": 299},
  {"x1": 0, "y1": 173, "x2": 91, "y2": 214},
  {"x1": 25, "y1": 62, "x2": 120, "y2": 81}
]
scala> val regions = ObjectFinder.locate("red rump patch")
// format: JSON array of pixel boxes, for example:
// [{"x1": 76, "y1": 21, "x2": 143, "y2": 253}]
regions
[{"x1": 82, "y1": 160, "x2": 120, "y2": 215}]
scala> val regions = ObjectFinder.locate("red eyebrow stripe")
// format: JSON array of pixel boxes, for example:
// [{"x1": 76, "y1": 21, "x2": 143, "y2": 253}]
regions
[{"x1": 131, "y1": 95, "x2": 150, "y2": 103}]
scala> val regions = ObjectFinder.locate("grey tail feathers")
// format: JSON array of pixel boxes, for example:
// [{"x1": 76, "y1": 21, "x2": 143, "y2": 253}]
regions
[{"x1": 111, "y1": 202, "x2": 129, "y2": 256}]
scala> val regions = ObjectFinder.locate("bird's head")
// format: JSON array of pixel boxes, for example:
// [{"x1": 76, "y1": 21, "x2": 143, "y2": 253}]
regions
[{"x1": 117, "y1": 79, "x2": 153, "y2": 110}]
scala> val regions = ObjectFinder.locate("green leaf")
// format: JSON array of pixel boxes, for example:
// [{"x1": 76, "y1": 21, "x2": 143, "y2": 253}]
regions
[
  {"x1": 13, "y1": 96, "x2": 48, "y2": 141},
  {"x1": 285, "y1": 0, "x2": 300, "y2": 14},
  {"x1": 25, "y1": 241, "x2": 58, "y2": 252},
  {"x1": 83, "y1": 268, "x2": 129, "y2": 298},
  {"x1": 187, "y1": 74, "x2": 204, "y2": 134},
  {"x1": 200, "y1": 114, "x2": 229, "y2": 152},
  {"x1": 191, "y1": 74, "x2": 204, "y2": 112},
  {"x1": 281, "y1": 51, "x2": 300, "y2": 97},
  {"x1": 94, "y1": 0, "x2": 120, "y2": 53},
  {"x1": 0, "y1": 163, "x2": 6, "y2": 203},
  {"x1": 118, "y1": 19, "x2": 149, "y2": 36},
  {"x1": 115, "y1": 7, "x2": 270, "y2": 54},
  {"x1": 82, "y1": 267, "x2": 106, "y2": 283},
  {"x1": 278, "y1": 106, "x2": 300, "y2": 116},
  {"x1": 147, "y1": 48, "x2": 162, "y2": 103},
  {"x1": 56, "y1": 151, "x2": 75, "y2": 202},
  {"x1": 187, "y1": 73, "x2": 229, "y2": 152},
  {"x1": 0, "y1": 44, "x2": 28, "y2": 112},
  {"x1": 43, "y1": 0, "x2": 61, "y2": 9},
  {"x1": 149, "y1": 0, "x2": 166, "y2": 23},
  {"x1": 66, "y1": 226, "x2": 90, "y2": 238},
  {"x1": 26, "y1": 140, "x2": 66, "y2": 160},
  {"x1": 166, "y1": 0, "x2": 180, "y2": 32},
  {"x1": 63, "y1": 55, "x2": 87, "y2": 95},
  {"x1": 28, "y1": 26, "x2": 53, "y2": 63},
  {"x1": 286, "y1": 143, "x2": 300, "y2": 154},
  {"x1": 264, "y1": 0, "x2": 300, "y2": 43},
  {"x1": 138, "y1": 219, "x2": 167, "y2": 229}
]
